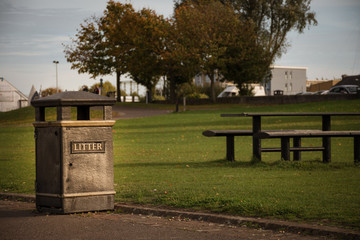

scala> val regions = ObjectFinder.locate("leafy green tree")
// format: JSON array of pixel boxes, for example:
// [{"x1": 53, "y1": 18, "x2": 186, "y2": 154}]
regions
[
  {"x1": 174, "y1": 0, "x2": 244, "y2": 102},
  {"x1": 228, "y1": 0, "x2": 317, "y2": 64},
  {"x1": 124, "y1": 8, "x2": 170, "y2": 102},
  {"x1": 64, "y1": 16, "x2": 110, "y2": 77},
  {"x1": 162, "y1": 17, "x2": 201, "y2": 104},
  {"x1": 79, "y1": 85, "x2": 89, "y2": 92},
  {"x1": 175, "y1": 0, "x2": 317, "y2": 86},
  {"x1": 41, "y1": 88, "x2": 62, "y2": 97},
  {"x1": 100, "y1": 1, "x2": 136, "y2": 102},
  {"x1": 218, "y1": 25, "x2": 269, "y2": 92},
  {"x1": 89, "y1": 80, "x2": 116, "y2": 96}
]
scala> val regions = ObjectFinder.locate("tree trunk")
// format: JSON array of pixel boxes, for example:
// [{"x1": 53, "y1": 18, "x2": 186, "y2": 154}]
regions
[
  {"x1": 116, "y1": 71, "x2": 121, "y2": 102},
  {"x1": 169, "y1": 76, "x2": 176, "y2": 104},
  {"x1": 147, "y1": 89, "x2": 152, "y2": 103},
  {"x1": 209, "y1": 71, "x2": 216, "y2": 103},
  {"x1": 175, "y1": 97, "x2": 179, "y2": 113}
]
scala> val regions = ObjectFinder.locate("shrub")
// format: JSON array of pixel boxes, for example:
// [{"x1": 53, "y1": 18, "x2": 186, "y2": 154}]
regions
[
  {"x1": 41, "y1": 88, "x2": 62, "y2": 97},
  {"x1": 187, "y1": 92, "x2": 209, "y2": 99},
  {"x1": 153, "y1": 95, "x2": 165, "y2": 101}
]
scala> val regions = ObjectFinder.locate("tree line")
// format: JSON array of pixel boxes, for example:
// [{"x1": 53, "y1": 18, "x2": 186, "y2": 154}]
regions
[{"x1": 64, "y1": 0, "x2": 317, "y2": 103}]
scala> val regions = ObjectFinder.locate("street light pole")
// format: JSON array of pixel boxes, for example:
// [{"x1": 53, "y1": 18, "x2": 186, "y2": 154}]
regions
[
  {"x1": 100, "y1": 78, "x2": 103, "y2": 96},
  {"x1": 53, "y1": 60, "x2": 59, "y2": 93}
]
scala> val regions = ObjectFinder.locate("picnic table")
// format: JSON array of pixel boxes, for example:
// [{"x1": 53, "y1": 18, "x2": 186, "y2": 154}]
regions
[{"x1": 219, "y1": 112, "x2": 360, "y2": 162}]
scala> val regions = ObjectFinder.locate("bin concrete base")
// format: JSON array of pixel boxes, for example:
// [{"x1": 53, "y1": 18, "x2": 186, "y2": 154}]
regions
[{"x1": 36, "y1": 192, "x2": 115, "y2": 214}]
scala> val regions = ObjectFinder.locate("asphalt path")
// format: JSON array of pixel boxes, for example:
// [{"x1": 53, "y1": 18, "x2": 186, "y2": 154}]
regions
[{"x1": 0, "y1": 200, "x2": 330, "y2": 240}]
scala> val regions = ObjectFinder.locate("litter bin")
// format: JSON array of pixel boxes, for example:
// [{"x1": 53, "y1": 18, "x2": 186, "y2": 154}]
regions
[{"x1": 32, "y1": 91, "x2": 116, "y2": 213}]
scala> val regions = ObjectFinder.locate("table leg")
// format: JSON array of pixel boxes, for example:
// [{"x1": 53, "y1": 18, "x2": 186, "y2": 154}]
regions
[
  {"x1": 226, "y1": 135, "x2": 235, "y2": 162},
  {"x1": 293, "y1": 137, "x2": 301, "y2": 161},
  {"x1": 322, "y1": 115, "x2": 331, "y2": 163},
  {"x1": 281, "y1": 137, "x2": 290, "y2": 161},
  {"x1": 253, "y1": 116, "x2": 261, "y2": 161},
  {"x1": 355, "y1": 136, "x2": 360, "y2": 164}
]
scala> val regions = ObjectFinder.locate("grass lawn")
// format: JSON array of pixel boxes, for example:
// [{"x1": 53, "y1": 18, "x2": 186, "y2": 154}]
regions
[{"x1": 0, "y1": 99, "x2": 359, "y2": 229}]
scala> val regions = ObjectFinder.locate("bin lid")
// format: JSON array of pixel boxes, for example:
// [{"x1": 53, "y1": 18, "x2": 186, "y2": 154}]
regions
[{"x1": 31, "y1": 91, "x2": 116, "y2": 107}]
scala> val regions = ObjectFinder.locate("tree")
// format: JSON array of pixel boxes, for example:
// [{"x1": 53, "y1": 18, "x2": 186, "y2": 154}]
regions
[
  {"x1": 124, "y1": 8, "x2": 170, "y2": 102},
  {"x1": 228, "y1": 0, "x2": 317, "y2": 64},
  {"x1": 64, "y1": 1, "x2": 136, "y2": 102},
  {"x1": 175, "y1": 0, "x2": 317, "y2": 84},
  {"x1": 162, "y1": 17, "x2": 201, "y2": 104},
  {"x1": 89, "y1": 80, "x2": 116, "y2": 96},
  {"x1": 174, "y1": 0, "x2": 245, "y2": 102},
  {"x1": 100, "y1": 1, "x2": 136, "y2": 102},
  {"x1": 79, "y1": 85, "x2": 89, "y2": 91},
  {"x1": 218, "y1": 25, "x2": 269, "y2": 91},
  {"x1": 64, "y1": 16, "x2": 110, "y2": 77},
  {"x1": 65, "y1": 2, "x2": 171, "y2": 103},
  {"x1": 41, "y1": 88, "x2": 62, "y2": 97}
]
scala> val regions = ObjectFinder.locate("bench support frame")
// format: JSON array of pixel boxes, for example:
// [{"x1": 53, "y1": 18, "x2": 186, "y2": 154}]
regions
[
  {"x1": 322, "y1": 115, "x2": 331, "y2": 163},
  {"x1": 226, "y1": 136, "x2": 235, "y2": 162},
  {"x1": 293, "y1": 137, "x2": 301, "y2": 161},
  {"x1": 203, "y1": 130, "x2": 253, "y2": 161},
  {"x1": 355, "y1": 137, "x2": 360, "y2": 164},
  {"x1": 259, "y1": 131, "x2": 360, "y2": 163}
]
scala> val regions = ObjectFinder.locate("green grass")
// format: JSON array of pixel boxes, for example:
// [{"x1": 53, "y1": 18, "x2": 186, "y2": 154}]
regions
[{"x1": 1, "y1": 99, "x2": 360, "y2": 229}]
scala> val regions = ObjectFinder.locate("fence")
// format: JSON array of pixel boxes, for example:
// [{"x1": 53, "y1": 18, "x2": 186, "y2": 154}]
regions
[{"x1": 153, "y1": 94, "x2": 359, "y2": 105}]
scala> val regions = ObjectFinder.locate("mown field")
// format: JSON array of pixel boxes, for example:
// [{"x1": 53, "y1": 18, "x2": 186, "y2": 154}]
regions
[{"x1": 0, "y1": 99, "x2": 359, "y2": 229}]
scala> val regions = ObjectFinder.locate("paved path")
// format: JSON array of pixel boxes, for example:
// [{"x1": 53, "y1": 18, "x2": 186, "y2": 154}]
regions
[{"x1": 0, "y1": 200, "x2": 331, "y2": 240}]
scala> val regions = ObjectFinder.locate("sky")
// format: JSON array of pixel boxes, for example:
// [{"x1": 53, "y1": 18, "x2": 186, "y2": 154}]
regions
[{"x1": 0, "y1": 0, "x2": 359, "y2": 96}]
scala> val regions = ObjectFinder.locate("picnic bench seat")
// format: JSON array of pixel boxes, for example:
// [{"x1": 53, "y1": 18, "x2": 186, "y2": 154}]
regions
[
  {"x1": 202, "y1": 130, "x2": 253, "y2": 161},
  {"x1": 256, "y1": 130, "x2": 360, "y2": 163}
]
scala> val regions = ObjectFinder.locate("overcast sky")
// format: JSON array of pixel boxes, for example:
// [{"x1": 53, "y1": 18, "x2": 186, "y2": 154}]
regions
[{"x1": 0, "y1": 0, "x2": 359, "y2": 96}]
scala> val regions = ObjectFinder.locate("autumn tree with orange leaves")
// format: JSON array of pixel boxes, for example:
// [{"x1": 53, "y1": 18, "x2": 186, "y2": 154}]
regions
[
  {"x1": 65, "y1": 1, "x2": 171, "y2": 102},
  {"x1": 65, "y1": 0, "x2": 316, "y2": 102},
  {"x1": 64, "y1": 1, "x2": 135, "y2": 102},
  {"x1": 124, "y1": 8, "x2": 170, "y2": 102}
]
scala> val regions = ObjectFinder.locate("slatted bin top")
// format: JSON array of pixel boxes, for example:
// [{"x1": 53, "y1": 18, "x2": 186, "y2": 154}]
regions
[{"x1": 31, "y1": 91, "x2": 116, "y2": 121}]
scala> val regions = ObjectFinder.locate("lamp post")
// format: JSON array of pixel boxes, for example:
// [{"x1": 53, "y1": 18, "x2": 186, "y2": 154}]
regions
[
  {"x1": 53, "y1": 60, "x2": 59, "y2": 93},
  {"x1": 99, "y1": 78, "x2": 103, "y2": 95}
]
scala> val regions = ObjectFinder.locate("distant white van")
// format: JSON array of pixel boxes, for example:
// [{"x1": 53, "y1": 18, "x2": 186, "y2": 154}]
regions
[
  {"x1": 124, "y1": 96, "x2": 140, "y2": 102},
  {"x1": 218, "y1": 83, "x2": 266, "y2": 97},
  {"x1": 218, "y1": 85, "x2": 239, "y2": 98}
]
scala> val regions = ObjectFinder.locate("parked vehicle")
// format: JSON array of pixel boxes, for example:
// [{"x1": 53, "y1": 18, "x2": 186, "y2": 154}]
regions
[
  {"x1": 324, "y1": 85, "x2": 359, "y2": 94},
  {"x1": 296, "y1": 92, "x2": 313, "y2": 95},
  {"x1": 314, "y1": 90, "x2": 328, "y2": 95},
  {"x1": 218, "y1": 85, "x2": 239, "y2": 98},
  {"x1": 320, "y1": 90, "x2": 329, "y2": 95}
]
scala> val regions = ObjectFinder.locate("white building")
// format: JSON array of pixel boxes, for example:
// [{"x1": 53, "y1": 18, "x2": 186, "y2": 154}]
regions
[
  {"x1": 265, "y1": 65, "x2": 307, "y2": 95},
  {"x1": 193, "y1": 65, "x2": 307, "y2": 96},
  {"x1": 0, "y1": 78, "x2": 29, "y2": 112}
]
